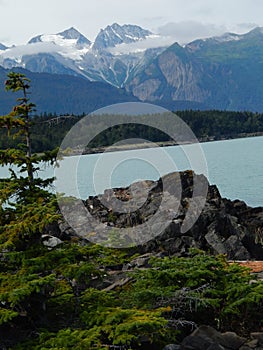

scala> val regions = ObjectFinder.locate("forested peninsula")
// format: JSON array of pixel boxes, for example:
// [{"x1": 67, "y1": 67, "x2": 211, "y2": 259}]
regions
[{"x1": 0, "y1": 110, "x2": 262, "y2": 153}]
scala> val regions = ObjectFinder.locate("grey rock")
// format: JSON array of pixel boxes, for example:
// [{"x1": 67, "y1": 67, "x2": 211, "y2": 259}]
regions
[
  {"x1": 220, "y1": 331, "x2": 246, "y2": 349},
  {"x1": 251, "y1": 333, "x2": 263, "y2": 345},
  {"x1": 224, "y1": 235, "x2": 250, "y2": 260},
  {"x1": 129, "y1": 253, "x2": 154, "y2": 268},
  {"x1": 180, "y1": 326, "x2": 247, "y2": 350},
  {"x1": 41, "y1": 235, "x2": 63, "y2": 248},
  {"x1": 163, "y1": 345, "x2": 181, "y2": 350},
  {"x1": 244, "y1": 338, "x2": 259, "y2": 348},
  {"x1": 207, "y1": 344, "x2": 225, "y2": 350},
  {"x1": 181, "y1": 335, "x2": 212, "y2": 349},
  {"x1": 205, "y1": 229, "x2": 227, "y2": 255}
]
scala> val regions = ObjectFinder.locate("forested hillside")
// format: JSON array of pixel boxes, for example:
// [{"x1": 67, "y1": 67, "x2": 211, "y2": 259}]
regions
[
  {"x1": 0, "y1": 110, "x2": 262, "y2": 153},
  {"x1": 0, "y1": 67, "x2": 138, "y2": 115}
]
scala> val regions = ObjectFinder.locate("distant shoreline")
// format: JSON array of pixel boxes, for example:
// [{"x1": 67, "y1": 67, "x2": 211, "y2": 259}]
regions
[{"x1": 61, "y1": 132, "x2": 263, "y2": 156}]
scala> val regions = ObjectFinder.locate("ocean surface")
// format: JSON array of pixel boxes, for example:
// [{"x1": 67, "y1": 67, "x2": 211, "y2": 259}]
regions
[{"x1": 1, "y1": 136, "x2": 262, "y2": 207}]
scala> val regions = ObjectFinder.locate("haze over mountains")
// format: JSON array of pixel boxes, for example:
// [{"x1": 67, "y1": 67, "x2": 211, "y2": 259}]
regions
[{"x1": 1, "y1": 23, "x2": 263, "y2": 113}]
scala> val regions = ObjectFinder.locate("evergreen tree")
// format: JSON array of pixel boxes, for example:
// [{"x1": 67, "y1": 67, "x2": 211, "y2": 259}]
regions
[{"x1": 0, "y1": 72, "x2": 59, "y2": 250}]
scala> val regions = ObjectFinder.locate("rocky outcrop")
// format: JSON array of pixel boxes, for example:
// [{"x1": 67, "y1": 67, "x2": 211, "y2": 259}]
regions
[
  {"x1": 59, "y1": 170, "x2": 263, "y2": 260},
  {"x1": 128, "y1": 47, "x2": 210, "y2": 103},
  {"x1": 163, "y1": 326, "x2": 263, "y2": 350}
]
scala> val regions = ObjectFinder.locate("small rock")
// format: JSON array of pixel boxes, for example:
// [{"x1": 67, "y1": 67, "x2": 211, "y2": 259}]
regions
[
  {"x1": 220, "y1": 331, "x2": 246, "y2": 349},
  {"x1": 163, "y1": 345, "x2": 181, "y2": 350},
  {"x1": 42, "y1": 234, "x2": 63, "y2": 248},
  {"x1": 244, "y1": 338, "x2": 259, "y2": 348},
  {"x1": 130, "y1": 253, "x2": 154, "y2": 268},
  {"x1": 251, "y1": 333, "x2": 263, "y2": 345}
]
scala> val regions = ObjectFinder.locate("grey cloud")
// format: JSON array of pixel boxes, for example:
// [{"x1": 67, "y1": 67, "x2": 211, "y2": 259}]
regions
[
  {"x1": 229, "y1": 22, "x2": 258, "y2": 34},
  {"x1": 1, "y1": 42, "x2": 61, "y2": 58},
  {"x1": 157, "y1": 21, "x2": 228, "y2": 44},
  {"x1": 0, "y1": 37, "x2": 10, "y2": 46},
  {"x1": 109, "y1": 35, "x2": 176, "y2": 54}
]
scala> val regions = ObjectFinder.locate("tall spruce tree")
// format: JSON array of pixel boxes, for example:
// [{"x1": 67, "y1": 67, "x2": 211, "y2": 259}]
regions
[
  {"x1": 0, "y1": 72, "x2": 59, "y2": 250},
  {"x1": 0, "y1": 72, "x2": 62, "y2": 344}
]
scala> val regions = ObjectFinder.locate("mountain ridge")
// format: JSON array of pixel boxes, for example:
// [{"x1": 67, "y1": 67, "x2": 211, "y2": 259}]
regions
[
  {"x1": 1, "y1": 24, "x2": 263, "y2": 111},
  {"x1": 93, "y1": 23, "x2": 152, "y2": 50}
]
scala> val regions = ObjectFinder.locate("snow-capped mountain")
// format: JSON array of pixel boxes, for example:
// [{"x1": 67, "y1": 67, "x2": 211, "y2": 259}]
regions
[
  {"x1": 93, "y1": 23, "x2": 152, "y2": 50},
  {"x1": 26, "y1": 26, "x2": 92, "y2": 59},
  {"x1": 2, "y1": 24, "x2": 263, "y2": 112},
  {"x1": 28, "y1": 27, "x2": 91, "y2": 49},
  {"x1": 0, "y1": 26, "x2": 92, "y2": 74},
  {"x1": 0, "y1": 24, "x2": 164, "y2": 87}
]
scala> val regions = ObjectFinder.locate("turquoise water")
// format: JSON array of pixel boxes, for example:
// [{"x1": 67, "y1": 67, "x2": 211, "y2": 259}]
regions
[
  {"x1": 1, "y1": 136, "x2": 262, "y2": 207},
  {"x1": 201, "y1": 137, "x2": 263, "y2": 207}
]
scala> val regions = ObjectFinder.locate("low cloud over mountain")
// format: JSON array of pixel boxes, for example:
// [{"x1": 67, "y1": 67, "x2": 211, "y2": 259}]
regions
[
  {"x1": 1, "y1": 23, "x2": 263, "y2": 112},
  {"x1": 157, "y1": 21, "x2": 257, "y2": 44}
]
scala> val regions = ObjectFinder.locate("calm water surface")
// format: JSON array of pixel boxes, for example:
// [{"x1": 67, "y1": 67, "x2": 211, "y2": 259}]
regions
[
  {"x1": 54, "y1": 136, "x2": 263, "y2": 207},
  {"x1": 1, "y1": 136, "x2": 262, "y2": 207}
]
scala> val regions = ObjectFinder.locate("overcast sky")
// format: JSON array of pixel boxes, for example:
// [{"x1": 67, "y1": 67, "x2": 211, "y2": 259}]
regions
[{"x1": 0, "y1": 0, "x2": 262, "y2": 46}]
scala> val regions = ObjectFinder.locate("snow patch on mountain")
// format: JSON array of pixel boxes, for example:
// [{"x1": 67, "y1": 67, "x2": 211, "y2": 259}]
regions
[
  {"x1": 29, "y1": 27, "x2": 91, "y2": 45},
  {"x1": 38, "y1": 34, "x2": 91, "y2": 59},
  {"x1": 39, "y1": 34, "x2": 77, "y2": 46},
  {"x1": 1, "y1": 28, "x2": 92, "y2": 63},
  {"x1": 25, "y1": 27, "x2": 92, "y2": 59}
]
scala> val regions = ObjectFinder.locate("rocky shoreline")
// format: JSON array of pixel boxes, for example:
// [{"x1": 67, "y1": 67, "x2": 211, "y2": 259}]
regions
[
  {"x1": 58, "y1": 170, "x2": 263, "y2": 260},
  {"x1": 61, "y1": 133, "x2": 263, "y2": 156}
]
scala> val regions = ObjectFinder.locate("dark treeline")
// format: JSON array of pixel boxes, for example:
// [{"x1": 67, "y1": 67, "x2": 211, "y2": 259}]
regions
[
  {"x1": 0, "y1": 110, "x2": 263, "y2": 153},
  {"x1": 178, "y1": 110, "x2": 263, "y2": 139}
]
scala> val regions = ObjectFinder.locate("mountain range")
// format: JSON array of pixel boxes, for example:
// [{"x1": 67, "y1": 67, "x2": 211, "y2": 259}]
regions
[{"x1": 1, "y1": 24, "x2": 263, "y2": 113}]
